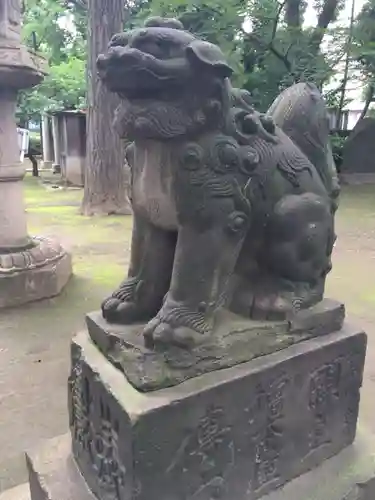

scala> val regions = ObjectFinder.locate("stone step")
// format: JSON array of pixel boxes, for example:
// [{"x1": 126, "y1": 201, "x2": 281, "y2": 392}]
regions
[
  {"x1": 26, "y1": 434, "x2": 95, "y2": 500},
  {"x1": 0, "y1": 483, "x2": 30, "y2": 500},
  {"x1": 260, "y1": 425, "x2": 375, "y2": 500}
]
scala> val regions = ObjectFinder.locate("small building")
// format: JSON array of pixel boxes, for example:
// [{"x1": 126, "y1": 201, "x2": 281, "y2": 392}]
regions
[
  {"x1": 327, "y1": 101, "x2": 375, "y2": 132},
  {"x1": 340, "y1": 116, "x2": 375, "y2": 183},
  {"x1": 42, "y1": 109, "x2": 86, "y2": 187}
]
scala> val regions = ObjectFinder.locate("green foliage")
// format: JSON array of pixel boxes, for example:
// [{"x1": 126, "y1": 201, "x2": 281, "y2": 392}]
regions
[
  {"x1": 136, "y1": 0, "x2": 246, "y2": 81},
  {"x1": 22, "y1": 0, "x2": 85, "y2": 63},
  {"x1": 18, "y1": 0, "x2": 347, "y2": 123},
  {"x1": 353, "y1": 0, "x2": 375, "y2": 78},
  {"x1": 17, "y1": 0, "x2": 86, "y2": 124},
  {"x1": 17, "y1": 57, "x2": 86, "y2": 123},
  {"x1": 352, "y1": 0, "x2": 375, "y2": 112},
  {"x1": 145, "y1": 0, "x2": 346, "y2": 110}
]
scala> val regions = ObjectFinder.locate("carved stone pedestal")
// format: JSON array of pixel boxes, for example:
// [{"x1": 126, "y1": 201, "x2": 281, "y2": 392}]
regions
[
  {"x1": 69, "y1": 325, "x2": 366, "y2": 500},
  {"x1": 23, "y1": 318, "x2": 362, "y2": 500},
  {"x1": 0, "y1": 236, "x2": 72, "y2": 308}
]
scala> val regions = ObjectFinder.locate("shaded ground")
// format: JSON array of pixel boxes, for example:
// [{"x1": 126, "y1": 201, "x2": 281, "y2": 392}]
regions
[{"x1": 0, "y1": 177, "x2": 375, "y2": 492}]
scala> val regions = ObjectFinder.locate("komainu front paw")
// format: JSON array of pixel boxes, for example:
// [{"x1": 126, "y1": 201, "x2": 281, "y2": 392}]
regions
[
  {"x1": 143, "y1": 299, "x2": 213, "y2": 349},
  {"x1": 101, "y1": 277, "x2": 161, "y2": 324}
]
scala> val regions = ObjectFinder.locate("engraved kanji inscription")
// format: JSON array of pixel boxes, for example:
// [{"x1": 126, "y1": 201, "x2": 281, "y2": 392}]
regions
[
  {"x1": 69, "y1": 357, "x2": 127, "y2": 500},
  {"x1": 167, "y1": 405, "x2": 235, "y2": 500},
  {"x1": 307, "y1": 350, "x2": 364, "y2": 452},
  {"x1": 253, "y1": 376, "x2": 288, "y2": 492},
  {"x1": 69, "y1": 360, "x2": 91, "y2": 451},
  {"x1": 308, "y1": 360, "x2": 341, "y2": 450},
  {"x1": 91, "y1": 402, "x2": 127, "y2": 497}
]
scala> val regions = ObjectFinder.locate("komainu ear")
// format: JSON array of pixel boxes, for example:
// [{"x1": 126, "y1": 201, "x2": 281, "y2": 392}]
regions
[
  {"x1": 108, "y1": 32, "x2": 129, "y2": 48},
  {"x1": 186, "y1": 40, "x2": 233, "y2": 78},
  {"x1": 144, "y1": 17, "x2": 184, "y2": 30}
]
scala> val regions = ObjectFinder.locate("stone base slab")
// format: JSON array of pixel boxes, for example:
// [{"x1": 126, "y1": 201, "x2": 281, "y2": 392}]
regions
[
  {"x1": 0, "y1": 483, "x2": 31, "y2": 500},
  {"x1": 0, "y1": 237, "x2": 72, "y2": 308},
  {"x1": 87, "y1": 298, "x2": 345, "y2": 391},
  {"x1": 69, "y1": 324, "x2": 366, "y2": 500},
  {"x1": 21, "y1": 427, "x2": 375, "y2": 500},
  {"x1": 26, "y1": 434, "x2": 95, "y2": 500},
  {"x1": 260, "y1": 428, "x2": 375, "y2": 500}
]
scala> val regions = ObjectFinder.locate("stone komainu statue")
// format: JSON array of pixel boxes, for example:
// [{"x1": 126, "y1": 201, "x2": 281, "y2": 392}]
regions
[{"x1": 97, "y1": 17, "x2": 340, "y2": 349}]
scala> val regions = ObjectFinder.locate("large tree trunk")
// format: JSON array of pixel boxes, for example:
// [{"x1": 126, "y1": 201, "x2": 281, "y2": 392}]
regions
[
  {"x1": 81, "y1": 0, "x2": 131, "y2": 215},
  {"x1": 310, "y1": 0, "x2": 340, "y2": 53},
  {"x1": 356, "y1": 84, "x2": 374, "y2": 124}
]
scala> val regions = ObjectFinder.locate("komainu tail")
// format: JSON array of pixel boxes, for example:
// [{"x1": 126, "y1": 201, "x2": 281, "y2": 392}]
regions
[{"x1": 267, "y1": 82, "x2": 340, "y2": 205}]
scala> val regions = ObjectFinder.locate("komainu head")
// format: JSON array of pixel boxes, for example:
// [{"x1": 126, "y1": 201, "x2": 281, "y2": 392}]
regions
[{"x1": 97, "y1": 17, "x2": 234, "y2": 140}]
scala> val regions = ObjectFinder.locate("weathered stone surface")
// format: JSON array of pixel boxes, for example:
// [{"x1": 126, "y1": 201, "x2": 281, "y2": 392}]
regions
[
  {"x1": 97, "y1": 18, "x2": 340, "y2": 352},
  {"x1": 0, "y1": 2, "x2": 69, "y2": 310},
  {"x1": 87, "y1": 298, "x2": 345, "y2": 391},
  {"x1": 69, "y1": 324, "x2": 366, "y2": 500},
  {"x1": 26, "y1": 434, "x2": 95, "y2": 500},
  {"x1": 259, "y1": 427, "x2": 375, "y2": 500},
  {"x1": 0, "y1": 1, "x2": 46, "y2": 89},
  {"x1": 19, "y1": 426, "x2": 375, "y2": 500},
  {"x1": 0, "y1": 250, "x2": 72, "y2": 308},
  {"x1": 0, "y1": 44, "x2": 46, "y2": 88}
]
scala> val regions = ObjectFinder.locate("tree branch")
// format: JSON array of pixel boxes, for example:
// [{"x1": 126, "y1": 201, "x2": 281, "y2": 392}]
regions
[
  {"x1": 247, "y1": 33, "x2": 292, "y2": 72},
  {"x1": 271, "y1": 0, "x2": 287, "y2": 41},
  {"x1": 245, "y1": 0, "x2": 292, "y2": 73},
  {"x1": 357, "y1": 84, "x2": 374, "y2": 123},
  {"x1": 310, "y1": 0, "x2": 340, "y2": 51}
]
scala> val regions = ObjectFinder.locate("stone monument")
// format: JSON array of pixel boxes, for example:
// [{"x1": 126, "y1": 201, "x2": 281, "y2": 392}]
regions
[
  {"x1": 24, "y1": 18, "x2": 367, "y2": 500},
  {"x1": 0, "y1": 0, "x2": 72, "y2": 308}
]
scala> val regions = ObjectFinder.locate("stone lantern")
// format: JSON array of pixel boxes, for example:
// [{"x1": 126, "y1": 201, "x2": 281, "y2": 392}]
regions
[{"x1": 0, "y1": 0, "x2": 72, "y2": 307}]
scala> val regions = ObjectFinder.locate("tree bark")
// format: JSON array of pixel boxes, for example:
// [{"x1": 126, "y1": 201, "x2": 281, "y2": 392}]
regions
[
  {"x1": 285, "y1": 0, "x2": 302, "y2": 28},
  {"x1": 335, "y1": 0, "x2": 356, "y2": 130},
  {"x1": 81, "y1": 0, "x2": 131, "y2": 215},
  {"x1": 28, "y1": 153, "x2": 39, "y2": 177},
  {"x1": 310, "y1": 0, "x2": 340, "y2": 52}
]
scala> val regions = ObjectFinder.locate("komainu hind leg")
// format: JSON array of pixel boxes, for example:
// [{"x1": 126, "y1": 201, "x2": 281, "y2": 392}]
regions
[{"x1": 230, "y1": 192, "x2": 335, "y2": 320}]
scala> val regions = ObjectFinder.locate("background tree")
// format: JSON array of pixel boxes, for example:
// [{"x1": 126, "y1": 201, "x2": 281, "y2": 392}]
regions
[
  {"x1": 19, "y1": 0, "x2": 351, "y2": 213},
  {"x1": 352, "y1": 0, "x2": 375, "y2": 121},
  {"x1": 81, "y1": 0, "x2": 131, "y2": 215},
  {"x1": 18, "y1": 0, "x2": 86, "y2": 124},
  {"x1": 145, "y1": 0, "x2": 346, "y2": 110}
]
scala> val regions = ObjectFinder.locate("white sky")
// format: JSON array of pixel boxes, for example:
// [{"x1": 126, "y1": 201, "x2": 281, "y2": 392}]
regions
[{"x1": 305, "y1": 0, "x2": 365, "y2": 26}]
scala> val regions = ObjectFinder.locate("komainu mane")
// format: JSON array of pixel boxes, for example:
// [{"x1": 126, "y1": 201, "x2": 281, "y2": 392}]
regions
[{"x1": 97, "y1": 16, "x2": 340, "y2": 349}]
